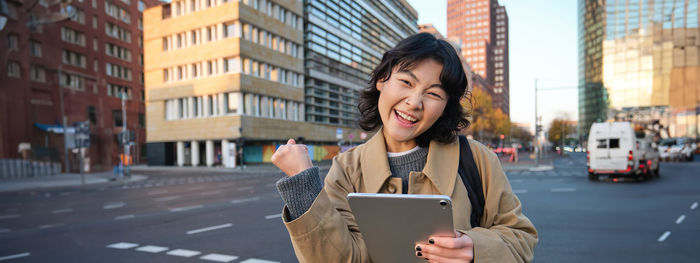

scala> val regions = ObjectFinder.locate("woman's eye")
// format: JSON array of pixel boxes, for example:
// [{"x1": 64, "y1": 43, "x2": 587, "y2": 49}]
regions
[
  {"x1": 428, "y1": 92, "x2": 443, "y2": 99},
  {"x1": 400, "y1": 80, "x2": 411, "y2": 86}
]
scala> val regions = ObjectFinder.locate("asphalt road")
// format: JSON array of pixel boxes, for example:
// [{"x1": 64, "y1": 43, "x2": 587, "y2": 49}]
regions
[{"x1": 1, "y1": 153, "x2": 698, "y2": 262}]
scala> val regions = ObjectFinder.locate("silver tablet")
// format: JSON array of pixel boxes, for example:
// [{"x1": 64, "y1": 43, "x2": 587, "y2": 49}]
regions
[{"x1": 347, "y1": 193, "x2": 455, "y2": 263}]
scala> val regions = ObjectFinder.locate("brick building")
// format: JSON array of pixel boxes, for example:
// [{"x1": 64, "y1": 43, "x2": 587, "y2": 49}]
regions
[
  {"x1": 0, "y1": 0, "x2": 159, "y2": 172},
  {"x1": 447, "y1": 0, "x2": 509, "y2": 115}
]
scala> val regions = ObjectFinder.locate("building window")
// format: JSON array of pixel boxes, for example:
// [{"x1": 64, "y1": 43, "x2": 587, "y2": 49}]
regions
[
  {"x1": 30, "y1": 40, "x2": 42, "y2": 57},
  {"x1": 138, "y1": 113, "x2": 145, "y2": 127},
  {"x1": 61, "y1": 27, "x2": 86, "y2": 46},
  {"x1": 112, "y1": 109, "x2": 123, "y2": 127},
  {"x1": 88, "y1": 106, "x2": 97, "y2": 124},
  {"x1": 30, "y1": 65, "x2": 46, "y2": 83},
  {"x1": 7, "y1": 61, "x2": 20, "y2": 78},
  {"x1": 7, "y1": 34, "x2": 19, "y2": 51},
  {"x1": 107, "y1": 83, "x2": 131, "y2": 99},
  {"x1": 61, "y1": 73, "x2": 85, "y2": 90},
  {"x1": 63, "y1": 50, "x2": 87, "y2": 68}
]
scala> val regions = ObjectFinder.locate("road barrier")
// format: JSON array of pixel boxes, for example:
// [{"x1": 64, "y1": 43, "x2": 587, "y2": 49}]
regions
[{"x1": 0, "y1": 159, "x2": 61, "y2": 180}]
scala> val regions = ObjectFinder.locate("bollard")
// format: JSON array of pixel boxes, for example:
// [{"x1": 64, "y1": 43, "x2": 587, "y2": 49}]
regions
[{"x1": 0, "y1": 159, "x2": 6, "y2": 179}]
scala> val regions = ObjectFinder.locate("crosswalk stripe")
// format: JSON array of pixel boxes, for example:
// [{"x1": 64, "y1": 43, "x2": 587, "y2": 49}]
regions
[
  {"x1": 107, "y1": 242, "x2": 139, "y2": 249},
  {"x1": 239, "y1": 259, "x2": 280, "y2": 263},
  {"x1": 166, "y1": 249, "x2": 201, "y2": 257},
  {"x1": 136, "y1": 245, "x2": 169, "y2": 253},
  {"x1": 200, "y1": 253, "x2": 239, "y2": 262}
]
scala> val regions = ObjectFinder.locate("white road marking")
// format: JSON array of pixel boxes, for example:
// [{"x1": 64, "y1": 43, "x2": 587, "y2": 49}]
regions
[
  {"x1": 186, "y1": 223, "x2": 233, "y2": 235},
  {"x1": 155, "y1": 196, "x2": 180, "y2": 202},
  {"x1": 265, "y1": 213, "x2": 282, "y2": 220},
  {"x1": 187, "y1": 186, "x2": 205, "y2": 191},
  {"x1": 200, "y1": 253, "x2": 239, "y2": 262},
  {"x1": 200, "y1": 190, "x2": 221, "y2": 196},
  {"x1": 107, "y1": 242, "x2": 139, "y2": 249},
  {"x1": 0, "y1": 214, "x2": 20, "y2": 220},
  {"x1": 513, "y1": 189, "x2": 528, "y2": 194},
  {"x1": 657, "y1": 231, "x2": 671, "y2": 242},
  {"x1": 551, "y1": 188, "x2": 576, "y2": 192},
  {"x1": 169, "y1": 205, "x2": 204, "y2": 212},
  {"x1": 509, "y1": 179, "x2": 524, "y2": 183},
  {"x1": 0, "y1": 229, "x2": 10, "y2": 233},
  {"x1": 676, "y1": 215, "x2": 686, "y2": 224},
  {"x1": 115, "y1": 214, "x2": 135, "y2": 220},
  {"x1": 103, "y1": 202, "x2": 125, "y2": 209},
  {"x1": 136, "y1": 245, "x2": 169, "y2": 253},
  {"x1": 692, "y1": 202, "x2": 698, "y2": 210},
  {"x1": 238, "y1": 186, "x2": 254, "y2": 191},
  {"x1": 148, "y1": 190, "x2": 168, "y2": 195},
  {"x1": 38, "y1": 224, "x2": 63, "y2": 229},
  {"x1": 240, "y1": 259, "x2": 280, "y2": 263},
  {"x1": 0, "y1": 252, "x2": 30, "y2": 261},
  {"x1": 52, "y1": 208, "x2": 74, "y2": 214},
  {"x1": 166, "y1": 249, "x2": 201, "y2": 257},
  {"x1": 231, "y1": 197, "x2": 260, "y2": 204}
]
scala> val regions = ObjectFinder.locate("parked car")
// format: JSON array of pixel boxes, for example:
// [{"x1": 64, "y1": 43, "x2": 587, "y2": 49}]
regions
[
  {"x1": 658, "y1": 138, "x2": 697, "y2": 161},
  {"x1": 586, "y1": 122, "x2": 660, "y2": 181}
]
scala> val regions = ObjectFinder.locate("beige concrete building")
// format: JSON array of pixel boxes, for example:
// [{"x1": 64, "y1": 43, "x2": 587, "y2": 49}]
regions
[{"x1": 144, "y1": 0, "x2": 358, "y2": 166}]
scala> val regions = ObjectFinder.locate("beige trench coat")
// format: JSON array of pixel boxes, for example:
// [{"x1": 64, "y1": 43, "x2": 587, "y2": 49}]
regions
[{"x1": 282, "y1": 130, "x2": 538, "y2": 262}]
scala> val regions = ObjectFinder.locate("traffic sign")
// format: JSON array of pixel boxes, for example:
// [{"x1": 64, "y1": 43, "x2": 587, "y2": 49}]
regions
[
  {"x1": 74, "y1": 121, "x2": 90, "y2": 148},
  {"x1": 336, "y1": 128, "x2": 343, "y2": 140}
]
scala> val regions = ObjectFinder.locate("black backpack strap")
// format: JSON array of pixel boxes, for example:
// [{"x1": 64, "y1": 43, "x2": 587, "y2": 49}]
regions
[{"x1": 458, "y1": 135, "x2": 486, "y2": 228}]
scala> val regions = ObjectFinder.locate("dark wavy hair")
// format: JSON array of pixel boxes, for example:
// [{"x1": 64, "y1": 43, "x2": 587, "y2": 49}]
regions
[{"x1": 358, "y1": 33, "x2": 470, "y2": 146}]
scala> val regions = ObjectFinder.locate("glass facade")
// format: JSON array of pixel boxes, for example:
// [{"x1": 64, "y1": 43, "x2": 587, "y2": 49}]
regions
[
  {"x1": 578, "y1": 0, "x2": 700, "y2": 138},
  {"x1": 303, "y1": 0, "x2": 417, "y2": 126}
]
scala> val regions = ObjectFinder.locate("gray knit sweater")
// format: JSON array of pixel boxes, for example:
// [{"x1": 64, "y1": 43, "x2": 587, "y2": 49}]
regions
[{"x1": 276, "y1": 147, "x2": 429, "y2": 220}]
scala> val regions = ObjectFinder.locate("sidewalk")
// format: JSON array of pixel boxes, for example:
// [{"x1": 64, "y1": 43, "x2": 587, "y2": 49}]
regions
[
  {"x1": 499, "y1": 151, "x2": 556, "y2": 172},
  {"x1": 0, "y1": 170, "x2": 146, "y2": 193},
  {"x1": 130, "y1": 160, "x2": 334, "y2": 174}
]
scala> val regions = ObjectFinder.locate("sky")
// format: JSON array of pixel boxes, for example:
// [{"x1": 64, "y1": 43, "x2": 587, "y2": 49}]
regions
[{"x1": 406, "y1": 0, "x2": 579, "y2": 132}]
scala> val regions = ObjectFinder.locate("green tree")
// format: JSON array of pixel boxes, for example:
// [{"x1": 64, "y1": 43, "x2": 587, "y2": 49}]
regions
[
  {"x1": 462, "y1": 87, "x2": 510, "y2": 142},
  {"x1": 547, "y1": 118, "x2": 574, "y2": 147}
]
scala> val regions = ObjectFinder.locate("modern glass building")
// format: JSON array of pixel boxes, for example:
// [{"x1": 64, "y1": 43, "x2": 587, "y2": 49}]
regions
[
  {"x1": 303, "y1": 0, "x2": 417, "y2": 127},
  {"x1": 578, "y1": 0, "x2": 700, "y2": 138}
]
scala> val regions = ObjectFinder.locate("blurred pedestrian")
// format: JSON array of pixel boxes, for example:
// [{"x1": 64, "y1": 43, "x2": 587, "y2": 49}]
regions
[{"x1": 272, "y1": 33, "x2": 537, "y2": 262}]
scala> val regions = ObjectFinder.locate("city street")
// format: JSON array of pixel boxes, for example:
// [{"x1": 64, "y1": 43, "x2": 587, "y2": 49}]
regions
[{"x1": 1, "y1": 153, "x2": 699, "y2": 262}]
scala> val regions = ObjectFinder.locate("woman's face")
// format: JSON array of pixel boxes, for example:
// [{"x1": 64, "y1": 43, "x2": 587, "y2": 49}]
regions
[{"x1": 376, "y1": 59, "x2": 448, "y2": 152}]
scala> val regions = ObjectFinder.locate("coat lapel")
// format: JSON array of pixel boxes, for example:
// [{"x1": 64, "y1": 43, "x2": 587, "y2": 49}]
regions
[
  {"x1": 359, "y1": 128, "x2": 460, "y2": 195},
  {"x1": 422, "y1": 137, "x2": 460, "y2": 196},
  {"x1": 360, "y1": 128, "x2": 393, "y2": 193}
]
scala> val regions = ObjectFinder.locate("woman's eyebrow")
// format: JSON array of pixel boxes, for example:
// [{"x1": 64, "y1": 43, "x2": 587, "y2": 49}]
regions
[{"x1": 398, "y1": 69, "x2": 442, "y2": 88}]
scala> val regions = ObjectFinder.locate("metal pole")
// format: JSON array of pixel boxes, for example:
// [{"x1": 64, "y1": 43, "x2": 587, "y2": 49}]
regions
[
  {"x1": 534, "y1": 79, "x2": 538, "y2": 167},
  {"x1": 121, "y1": 95, "x2": 129, "y2": 177},
  {"x1": 80, "y1": 148, "x2": 84, "y2": 185},
  {"x1": 59, "y1": 64, "x2": 71, "y2": 173}
]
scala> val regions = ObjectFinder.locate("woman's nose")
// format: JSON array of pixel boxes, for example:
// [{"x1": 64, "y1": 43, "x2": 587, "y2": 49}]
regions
[{"x1": 404, "y1": 95, "x2": 423, "y2": 109}]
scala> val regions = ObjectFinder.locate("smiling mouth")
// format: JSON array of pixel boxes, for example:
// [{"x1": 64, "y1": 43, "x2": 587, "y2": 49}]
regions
[{"x1": 395, "y1": 110, "x2": 419, "y2": 123}]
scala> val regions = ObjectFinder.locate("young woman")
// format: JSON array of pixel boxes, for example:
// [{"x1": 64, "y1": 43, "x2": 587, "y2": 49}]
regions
[{"x1": 272, "y1": 33, "x2": 537, "y2": 262}]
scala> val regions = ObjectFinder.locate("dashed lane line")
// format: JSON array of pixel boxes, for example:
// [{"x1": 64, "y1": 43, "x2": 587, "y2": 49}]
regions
[
  {"x1": 115, "y1": 214, "x2": 135, "y2": 220},
  {"x1": 38, "y1": 224, "x2": 64, "y2": 229},
  {"x1": 166, "y1": 249, "x2": 201, "y2": 258},
  {"x1": 169, "y1": 205, "x2": 204, "y2": 212},
  {"x1": 551, "y1": 188, "x2": 576, "y2": 192},
  {"x1": 231, "y1": 197, "x2": 260, "y2": 204},
  {"x1": 0, "y1": 214, "x2": 20, "y2": 220},
  {"x1": 200, "y1": 253, "x2": 239, "y2": 262},
  {"x1": 103, "y1": 202, "x2": 126, "y2": 209},
  {"x1": 692, "y1": 202, "x2": 698, "y2": 210},
  {"x1": 240, "y1": 259, "x2": 280, "y2": 263},
  {"x1": 200, "y1": 190, "x2": 222, "y2": 196},
  {"x1": 238, "y1": 186, "x2": 254, "y2": 191},
  {"x1": 676, "y1": 215, "x2": 686, "y2": 224},
  {"x1": 265, "y1": 213, "x2": 282, "y2": 220},
  {"x1": 107, "y1": 242, "x2": 139, "y2": 249},
  {"x1": 513, "y1": 189, "x2": 528, "y2": 194},
  {"x1": 155, "y1": 195, "x2": 180, "y2": 202},
  {"x1": 657, "y1": 231, "x2": 671, "y2": 242},
  {"x1": 186, "y1": 223, "x2": 233, "y2": 235},
  {"x1": 0, "y1": 229, "x2": 10, "y2": 233},
  {"x1": 0, "y1": 252, "x2": 30, "y2": 261},
  {"x1": 136, "y1": 245, "x2": 169, "y2": 253},
  {"x1": 52, "y1": 208, "x2": 74, "y2": 214}
]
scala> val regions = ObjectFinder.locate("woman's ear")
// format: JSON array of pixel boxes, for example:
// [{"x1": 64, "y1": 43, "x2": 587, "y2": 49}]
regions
[{"x1": 376, "y1": 80, "x2": 384, "y2": 92}]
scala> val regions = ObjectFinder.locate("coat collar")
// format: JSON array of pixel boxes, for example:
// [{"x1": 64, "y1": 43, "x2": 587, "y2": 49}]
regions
[{"x1": 360, "y1": 128, "x2": 460, "y2": 195}]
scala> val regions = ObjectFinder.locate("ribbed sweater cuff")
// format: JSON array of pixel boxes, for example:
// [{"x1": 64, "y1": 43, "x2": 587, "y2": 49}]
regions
[{"x1": 275, "y1": 166, "x2": 323, "y2": 220}]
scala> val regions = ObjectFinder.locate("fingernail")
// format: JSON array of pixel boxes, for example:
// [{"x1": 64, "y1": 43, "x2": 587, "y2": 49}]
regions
[
  {"x1": 415, "y1": 246, "x2": 421, "y2": 251},
  {"x1": 428, "y1": 239, "x2": 434, "y2": 244},
  {"x1": 417, "y1": 252, "x2": 423, "y2": 257}
]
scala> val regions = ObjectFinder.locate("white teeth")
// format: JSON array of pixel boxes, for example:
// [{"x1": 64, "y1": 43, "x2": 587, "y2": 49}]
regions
[{"x1": 395, "y1": 110, "x2": 417, "y2": 122}]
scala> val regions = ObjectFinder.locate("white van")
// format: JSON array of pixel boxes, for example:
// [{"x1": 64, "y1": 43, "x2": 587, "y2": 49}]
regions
[{"x1": 586, "y1": 122, "x2": 660, "y2": 181}]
